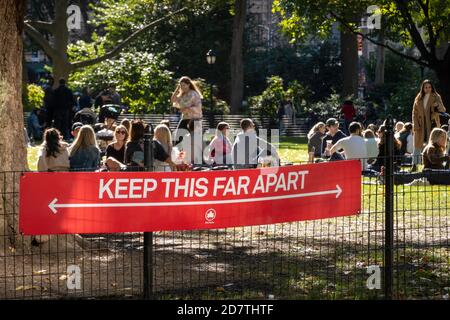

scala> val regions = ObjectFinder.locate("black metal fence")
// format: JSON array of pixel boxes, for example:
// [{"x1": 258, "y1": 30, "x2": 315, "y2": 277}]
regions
[{"x1": 1, "y1": 121, "x2": 449, "y2": 300}]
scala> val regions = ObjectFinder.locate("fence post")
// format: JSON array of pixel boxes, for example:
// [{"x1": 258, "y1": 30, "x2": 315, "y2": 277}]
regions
[
  {"x1": 383, "y1": 116, "x2": 394, "y2": 299},
  {"x1": 143, "y1": 124, "x2": 154, "y2": 299}
]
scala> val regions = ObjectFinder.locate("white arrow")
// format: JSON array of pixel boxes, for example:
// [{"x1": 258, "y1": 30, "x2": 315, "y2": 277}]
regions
[{"x1": 48, "y1": 185, "x2": 343, "y2": 214}]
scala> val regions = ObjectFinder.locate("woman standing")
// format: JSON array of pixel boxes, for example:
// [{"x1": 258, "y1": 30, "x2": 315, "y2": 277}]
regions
[
  {"x1": 171, "y1": 76, "x2": 203, "y2": 143},
  {"x1": 69, "y1": 125, "x2": 101, "y2": 171},
  {"x1": 37, "y1": 128, "x2": 70, "y2": 172},
  {"x1": 412, "y1": 80, "x2": 446, "y2": 169}
]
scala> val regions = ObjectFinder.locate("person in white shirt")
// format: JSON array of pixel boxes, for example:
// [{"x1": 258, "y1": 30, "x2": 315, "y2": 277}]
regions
[
  {"x1": 231, "y1": 118, "x2": 279, "y2": 169},
  {"x1": 362, "y1": 129, "x2": 378, "y2": 164},
  {"x1": 327, "y1": 122, "x2": 368, "y2": 170},
  {"x1": 178, "y1": 119, "x2": 204, "y2": 165}
]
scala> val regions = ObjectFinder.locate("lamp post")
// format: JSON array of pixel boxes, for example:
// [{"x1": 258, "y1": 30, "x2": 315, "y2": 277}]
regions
[{"x1": 206, "y1": 50, "x2": 216, "y2": 112}]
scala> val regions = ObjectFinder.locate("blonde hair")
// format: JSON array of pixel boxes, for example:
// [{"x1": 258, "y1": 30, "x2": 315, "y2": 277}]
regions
[
  {"x1": 153, "y1": 124, "x2": 173, "y2": 155},
  {"x1": 113, "y1": 124, "x2": 129, "y2": 143},
  {"x1": 178, "y1": 76, "x2": 203, "y2": 99},
  {"x1": 363, "y1": 129, "x2": 375, "y2": 139},
  {"x1": 307, "y1": 122, "x2": 325, "y2": 139},
  {"x1": 69, "y1": 125, "x2": 98, "y2": 156},
  {"x1": 426, "y1": 128, "x2": 447, "y2": 150}
]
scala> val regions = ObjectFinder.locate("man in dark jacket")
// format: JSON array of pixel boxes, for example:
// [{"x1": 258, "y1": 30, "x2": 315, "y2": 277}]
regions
[
  {"x1": 53, "y1": 78, "x2": 75, "y2": 140},
  {"x1": 43, "y1": 77, "x2": 55, "y2": 128},
  {"x1": 321, "y1": 118, "x2": 347, "y2": 159}
]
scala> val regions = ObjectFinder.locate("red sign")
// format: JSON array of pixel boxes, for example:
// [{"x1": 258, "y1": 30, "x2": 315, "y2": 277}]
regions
[{"x1": 19, "y1": 161, "x2": 361, "y2": 235}]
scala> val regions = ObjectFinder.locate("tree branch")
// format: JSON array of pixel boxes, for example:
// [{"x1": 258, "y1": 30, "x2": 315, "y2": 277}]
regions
[
  {"x1": 329, "y1": 11, "x2": 430, "y2": 67},
  {"x1": 24, "y1": 20, "x2": 55, "y2": 33},
  {"x1": 70, "y1": 7, "x2": 187, "y2": 70},
  {"x1": 416, "y1": 0, "x2": 436, "y2": 57},
  {"x1": 394, "y1": 0, "x2": 435, "y2": 64},
  {"x1": 24, "y1": 22, "x2": 60, "y2": 60}
]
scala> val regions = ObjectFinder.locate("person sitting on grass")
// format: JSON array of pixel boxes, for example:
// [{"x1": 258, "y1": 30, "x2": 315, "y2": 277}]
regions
[
  {"x1": 397, "y1": 122, "x2": 414, "y2": 162},
  {"x1": 422, "y1": 128, "x2": 449, "y2": 170},
  {"x1": 363, "y1": 129, "x2": 378, "y2": 164},
  {"x1": 307, "y1": 122, "x2": 326, "y2": 160},
  {"x1": 37, "y1": 128, "x2": 70, "y2": 172},
  {"x1": 326, "y1": 122, "x2": 368, "y2": 170},
  {"x1": 105, "y1": 124, "x2": 128, "y2": 171},
  {"x1": 153, "y1": 124, "x2": 177, "y2": 172},
  {"x1": 204, "y1": 122, "x2": 233, "y2": 165},
  {"x1": 232, "y1": 118, "x2": 279, "y2": 169},
  {"x1": 321, "y1": 118, "x2": 347, "y2": 160},
  {"x1": 69, "y1": 125, "x2": 101, "y2": 171},
  {"x1": 370, "y1": 125, "x2": 402, "y2": 172}
]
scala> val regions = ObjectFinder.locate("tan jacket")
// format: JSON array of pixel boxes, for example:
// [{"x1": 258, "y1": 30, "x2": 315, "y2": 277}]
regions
[
  {"x1": 37, "y1": 142, "x2": 70, "y2": 172},
  {"x1": 412, "y1": 92, "x2": 446, "y2": 148}
]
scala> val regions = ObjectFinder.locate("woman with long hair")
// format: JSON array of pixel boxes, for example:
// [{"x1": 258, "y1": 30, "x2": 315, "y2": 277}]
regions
[
  {"x1": 422, "y1": 128, "x2": 449, "y2": 170},
  {"x1": 205, "y1": 122, "x2": 232, "y2": 165},
  {"x1": 307, "y1": 122, "x2": 326, "y2": 159},
  {"x1": 69, "y1": 125, "x2": 100, "y2": 171},
  {"x1": 37, "y1": 128, "x2": 70, "y2": 172},
  {"x1": 153, "y1": 124, "x2": 177, "y2": 171},
  {"x1": 398, "y1": 122, "x2": 414, "y2": 156},
  {"x1": 105, "y1": 124, "x2": 128, "y2": 171},
  {"x1": 411, "y1": 80, "x2": 446, "y2": 169},
  {"x1": 124, "y1": 120, "x2": 145, "y2": 170},
  {"x1": 171, "y1": 76, "x2": 203, "y2": 143},
  {"x1": 371, "y1": 125, "x2": 402, "y2": 172}
]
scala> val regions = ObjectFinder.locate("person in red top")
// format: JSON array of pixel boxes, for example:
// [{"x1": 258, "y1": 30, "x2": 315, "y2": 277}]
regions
[{"x1": 341, "y1": 100, "x2": 356, "y2": 135}]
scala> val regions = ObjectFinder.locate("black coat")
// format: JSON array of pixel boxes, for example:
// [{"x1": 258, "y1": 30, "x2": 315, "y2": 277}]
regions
[{"x1": 53, "y1": 85, "x2": 74, "y2": 114}]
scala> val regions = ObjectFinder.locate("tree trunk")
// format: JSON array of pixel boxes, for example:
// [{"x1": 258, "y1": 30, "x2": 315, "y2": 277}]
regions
[
  {"x1": 375, "y1": 29, "x2": 385, "y2": 86},
  {"x1": 435, "y1": 62, "x2": 450, "y2": 109},
  {"x1": 230, "y1": 0, "x2": 246, "y2": 114},
  {"x1": 340, "y1": 27, "x2": 358, "y2": 98},
  {"x1": 52, "y1": 0, "x2": 70, "y2": 85},
  {"x1": 0, "y1": 0, "x2": 28, "y2": 255}
]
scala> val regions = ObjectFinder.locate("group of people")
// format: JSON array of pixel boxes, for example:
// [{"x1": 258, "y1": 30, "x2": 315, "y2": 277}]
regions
[
  {"x1": 36, "y1": 76, "x2": 280, "y2": 173},
  {"x1": 307, "y1": 79, "x2": 449, "y2": 174},
  {"x1": 27, "y1": 77, "x2": 123, "y2": 142}
]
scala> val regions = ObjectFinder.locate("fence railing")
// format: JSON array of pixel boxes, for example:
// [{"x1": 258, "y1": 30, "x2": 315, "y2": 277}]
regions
[
  {"x1": 2, "y1": 119, "x2": 449, "y2": 299},
  {"x1": 24, "y1": 112, "x2": 310, "y2": 137}
]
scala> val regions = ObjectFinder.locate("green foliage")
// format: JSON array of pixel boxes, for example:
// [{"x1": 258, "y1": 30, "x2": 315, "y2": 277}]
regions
[
  {"x1": 364, "y1": 50, "x2": 439, "y2": 121},
  {"x1": 23, "y1": 84, "x2": 45, "y2": 112},
  {"x1": 248, "y1": 76, "x2": 316, "y2": 120},
  {"x1": 70, "y1": 51, "x2": 175, "y2": 114},
  {"x1": 302, "y1": 92, "x2": 367, "y2": 123},
  {"x1": 248, "y1": 76, "x2": 286, "y2": 120},
  {"x1": 194, "y1": 78, "x2": 230, "y2": 115},
  {"x1": 273, "y1": 0, "x2": 450, "y2": 49},
  {"x1": 244, "y1": 41, "x2": 342, "y2": 102},
  {"x1": 82, "y1": 0, "x2": 233, "y2": 102}
]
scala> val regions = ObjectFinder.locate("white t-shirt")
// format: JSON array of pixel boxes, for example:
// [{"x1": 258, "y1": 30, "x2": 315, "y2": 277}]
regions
[
  {"x1": 364, "y1": 138, "x2": 378, "y2": 159},
  {"x1": 423, "y1": 93, "x2": 430, "y2": 114},
  {"x1": 333, "y1": 135, "x2": 368, "y2": 170}
]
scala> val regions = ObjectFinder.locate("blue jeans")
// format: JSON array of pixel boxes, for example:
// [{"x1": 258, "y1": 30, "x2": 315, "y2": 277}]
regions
[{"x1": 412, "y1": 147, "x2": 422, "y2": 165}]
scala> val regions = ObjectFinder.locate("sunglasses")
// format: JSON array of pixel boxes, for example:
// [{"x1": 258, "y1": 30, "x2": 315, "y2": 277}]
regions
[{"x1": 116, "y1": 131, "x2": 127, "y2": 134}]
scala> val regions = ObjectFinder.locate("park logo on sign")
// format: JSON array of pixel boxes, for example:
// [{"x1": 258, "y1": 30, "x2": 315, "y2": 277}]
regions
[{"x1": 205, "y1": 209, "x2": 216, "y2": 224}]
